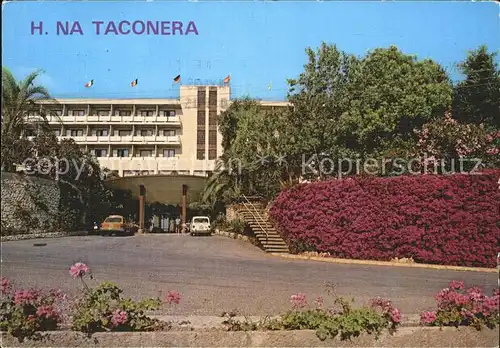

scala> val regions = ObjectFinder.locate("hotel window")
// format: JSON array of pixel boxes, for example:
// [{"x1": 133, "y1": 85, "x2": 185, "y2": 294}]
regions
[
  {"x1": 70, "y1": 129, "x2": 84, "y2": 136},
  {"x1": 163, "y1": 130, "x2": 175, "y2": 136},
  {"x1": 163, "y1": 149, "x2": 175, "y2": 158},
  {"x1": 140, "y1": 110, "x2": 154, "y2": 117},
  {"x1": 54, "y1": 110, "x2": 63, "y2": 116},
  {"x1": 197, "y1": 89, "x2": 206, "y2": 107},
  {"x1": 140, "y1": 150, "x2": 153, "y2": 157},
  {"x1": 25, "y1": 130, "x2": 36, "y2": 137},
  {"x1": 197, "y1": 130, "x2": 205, "y2": 145},
  {"x1": 117, "y1": 149, "x2": 129, "y2": 157},
  {"x1": 118, "y1": 110, "x2": 131, "y2": 116},
  {"x1": 97, "y1": 110, "x2": 109, "y2": 116},
  {"x1": 197, "y1": 110, "x2": 206, "y2": 125},
  {"x1": 209, "y1": 90, "x2": 217, "y2": 107},
  {"x1": 196, "y1": 149, "x2": 205, "y2": 160},
  {"x1": 209, "y1": 111, "x2": 217, "y2": 127},
  {"x1": 69, "y1": 110, "x2": 85, "y2": 116},
  {"x1": 96, "y1": 129, "x2": 108, "y2": 136},
  {"x1": 27, "y1": 110, "x2": 38, "y2": 117},
  {"x1": 162, "y1": 110, "x2": 176, "y2": 116},
  {"x1": 140, "y1": 129, "x2": 154, "y2": 136},
  {"x1": 54, "y1": 129, "x2": 61, "y2": 137},
  {"x1": 208, "y1": 130, "x2": 217, "y2": 160},
  {"x1": 94, "y1": 149, "x2": 107, "y2": 157},
  {"x1": 118, "y1": 130, "x2": 131, "y2": 136}
]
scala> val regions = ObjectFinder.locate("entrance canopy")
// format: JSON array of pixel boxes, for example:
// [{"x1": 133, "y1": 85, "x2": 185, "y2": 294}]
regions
[{"x1": 105, "y1": 175, "x2": 207, "y2": 205}]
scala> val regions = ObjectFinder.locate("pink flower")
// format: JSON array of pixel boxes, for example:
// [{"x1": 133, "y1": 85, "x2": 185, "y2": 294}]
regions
[
  {"x1": 110, "y1": 310, "x2": 128, "y2": 327},
  {"x1": 1, "y1": 277, "x2": 10, "y2": 293},
  {"x1": 314, "y1": 296, "x2": 324, "y2": 309},
  {"x1": 69, "y1": 262, "x2": 89, "y2": 278},
  {"x1": 420, "y1": 311, "x2": 437, "y2": 324},
  {"x1": 467, "y1": 287, "x2": 484, "y2": 302},
  {"x1": 165, "y1": 291, "x2": 181, "y2": 305},
  {"x1": 390, "y1": 308, "x2": 401, "y2": 324},
  {"x1": 36, "y1": 305, "x2": 59, "y2": 319},
  {"x1": 449, "y1": 281, "x2": 464, "y2": 290},
  {"x1": 370, "y1": 297, "x2": 393, "y2": 312},
  {"x1": 14, "y1": 289, "x2": 40, "y2": 305},
  {"x1": 290, "y1": 293, "x2": 307, "y2": 309},
  {"x1": 486, "y1": 148, "x2": 499, "y2": 155}
]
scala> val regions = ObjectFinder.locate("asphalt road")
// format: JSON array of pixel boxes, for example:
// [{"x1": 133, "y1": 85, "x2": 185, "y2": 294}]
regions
[{"x1": 1, "y1": 235, "x2": 497, "y2": 316}]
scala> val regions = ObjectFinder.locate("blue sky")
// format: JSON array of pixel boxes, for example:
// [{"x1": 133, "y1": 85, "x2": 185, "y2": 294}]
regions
[{"x1": 2, "y1": 1, "x2": 499, "y2": 100}]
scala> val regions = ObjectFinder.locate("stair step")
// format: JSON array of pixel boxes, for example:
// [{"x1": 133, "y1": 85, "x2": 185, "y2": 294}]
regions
[{"x1": 265, "y1": 248, "x2": 290, "y2": 253}]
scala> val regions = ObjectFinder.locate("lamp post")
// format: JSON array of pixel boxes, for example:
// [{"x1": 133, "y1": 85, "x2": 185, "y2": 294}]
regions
[
  {"x1": 138, "y1": 184, "x2": 146, "y2": 233},
  {"x1": 181, "y1": 184, "x2": 187, "y2": 232}
]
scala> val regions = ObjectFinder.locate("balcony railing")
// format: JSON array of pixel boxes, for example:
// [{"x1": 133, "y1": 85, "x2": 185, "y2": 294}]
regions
[
  {"x1": 52, "y1": 135, "x2": 181, "y2": 144},
  {"x1": 97, "y1": 157, "x2": 216, "y2": 173},
  {"x1": 38, "y1": 114, "x2": 181, "y2": 124}
]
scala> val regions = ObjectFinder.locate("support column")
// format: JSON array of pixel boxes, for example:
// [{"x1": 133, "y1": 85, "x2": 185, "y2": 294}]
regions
[
  {"x1": 181, "y1": 184, "x2": 187, "y2": 232},
  {"x1": 138, "y1": 185, "x2": 146, "y2": 233}
]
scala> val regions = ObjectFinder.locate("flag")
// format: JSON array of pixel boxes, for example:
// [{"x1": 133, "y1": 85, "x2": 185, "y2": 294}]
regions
[
  {"x1": 84, "y1": 79, "x2": 94, "y2": 88},
  {"x1": 223, "y1": 74, "x2": 231, "y2": 84},
  {"x1": 131, "y1": 79, "x2": 138, "y2": 87},
  {"x1": 173, "y1": 74, "x2": 181, "y2": 83}
]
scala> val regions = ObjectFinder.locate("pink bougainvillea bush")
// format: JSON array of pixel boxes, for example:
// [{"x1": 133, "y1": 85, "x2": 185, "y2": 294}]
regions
[
  {"x1": 420, "y1": 281, "x2": 500, "y2": 329},
  {"x1": 0, "y1": 277, "x2": 64, "y2": 342},
  {"x1": 269, "y1": 170, "x2": 500, "y2": 267}
]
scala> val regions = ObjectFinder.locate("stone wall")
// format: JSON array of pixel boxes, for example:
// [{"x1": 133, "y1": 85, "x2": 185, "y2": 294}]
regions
[{"x1": 1, "y1": 172, "x2": 61, "y2": 235}]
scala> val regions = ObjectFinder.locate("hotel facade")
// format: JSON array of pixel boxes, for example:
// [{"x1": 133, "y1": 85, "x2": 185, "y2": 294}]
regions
[{"x1": 31, "y1": 86, "x2": 288, "y2": 177}]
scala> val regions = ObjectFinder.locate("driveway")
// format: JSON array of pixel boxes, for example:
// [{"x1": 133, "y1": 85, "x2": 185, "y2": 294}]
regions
[{"x1": 1, "y1": 235, "x2": 497, "y2": 316}]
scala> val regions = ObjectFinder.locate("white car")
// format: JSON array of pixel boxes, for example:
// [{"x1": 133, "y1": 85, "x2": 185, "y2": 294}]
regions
[{"x1": 189, "y1": 216, "x2": 212, "y2": 236}]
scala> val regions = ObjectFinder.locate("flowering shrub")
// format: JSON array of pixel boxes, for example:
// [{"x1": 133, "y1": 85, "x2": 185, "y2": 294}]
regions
[
  {"x1": 270, "y1": 170, "x2": 500, "y2": 267},
  {"x1": 68, "y1": 262, "x2": 181, "y2": 335},
  {"x1": 414, "y1": 112, "x2": 500, "y2": 171},
  {"x1": 224, "y1": 284, "x2": 401, "y2": 341},
  {"x1": 420, "y1": 281, "x2": 500, "y2": 329},
  {"x1": 0, "y1": 277, "x2": 64, "y2": 342}
]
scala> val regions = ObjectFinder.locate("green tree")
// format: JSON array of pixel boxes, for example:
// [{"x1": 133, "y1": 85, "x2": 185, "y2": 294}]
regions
[
  {"x1": 339, "y1": 46, "x2": 452, "y2": 157},
  {"x1": 452, "y1": 45, "x2": 500, "y2": 129},
  {"x1": 287, "y1": 43, "x2": 360, "y2": 178}
]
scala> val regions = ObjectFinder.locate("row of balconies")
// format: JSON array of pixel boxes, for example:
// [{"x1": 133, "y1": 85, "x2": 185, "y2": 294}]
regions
[
  {"x1": 30, "y1": 114, "x2": 181, "y2": 125},
  {"x1": 27, "y1": 135, "x2": 181, "y2": 144},
  {"x1": 98, "y1": 157, "x2": 216, "y2": 172}
]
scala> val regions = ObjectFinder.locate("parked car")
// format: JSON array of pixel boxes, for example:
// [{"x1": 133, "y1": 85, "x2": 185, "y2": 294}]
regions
[
  {"x1": 189, "y1": 216, "x2": 212, "y2": 236},
  {"x1": 100, "y1": 215, "x2": 138, "y2": 236}
]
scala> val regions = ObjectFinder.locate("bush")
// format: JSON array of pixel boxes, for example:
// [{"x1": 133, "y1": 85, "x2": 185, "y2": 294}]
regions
[
  {"x1": 420, "y1": 281, "x2": 499, "y2": 330},
  {"x1": 270, "y1": 171, "x2": 500, "y2": 267},
  {"x1": 230, "y1": 218, "x2": 245, "y2": 234},
  {"x1": 68, "y1": 262, "x2": 180, "y2": 335},
  {"x1": 223, "y1": 284, "x2": 401, "y2": 341},
  {"x1": 0, "y1": 277, "x2": 64, "y2": 342}
]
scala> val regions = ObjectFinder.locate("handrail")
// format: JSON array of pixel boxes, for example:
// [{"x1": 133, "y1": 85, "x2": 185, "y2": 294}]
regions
[{"x1": 241, "y1": 194, "x2": 269, "y2": 242}]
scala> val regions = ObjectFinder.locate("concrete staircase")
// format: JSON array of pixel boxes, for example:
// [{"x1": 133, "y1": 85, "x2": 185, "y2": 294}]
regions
[{"x1": 237, "y1": 202, "x2": 289, "y2": 254}]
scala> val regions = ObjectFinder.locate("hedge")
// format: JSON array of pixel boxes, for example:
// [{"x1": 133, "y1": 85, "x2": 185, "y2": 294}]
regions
[{"x1": 269, "y1": 170, "x2": 500, "y2": 267}]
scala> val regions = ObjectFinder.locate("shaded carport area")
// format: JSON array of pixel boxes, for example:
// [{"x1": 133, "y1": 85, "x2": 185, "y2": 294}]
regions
[{"x1": 104, "y1": 175, "x2": 208, "y2": 231}]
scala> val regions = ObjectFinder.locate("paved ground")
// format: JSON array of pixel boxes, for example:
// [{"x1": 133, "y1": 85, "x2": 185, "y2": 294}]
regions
[{"x1": 1, "y1": 235, "x2": 497, "y2": 316}]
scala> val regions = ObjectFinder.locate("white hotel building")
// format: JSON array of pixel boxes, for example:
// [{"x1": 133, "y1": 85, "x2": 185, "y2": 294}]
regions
[{"x1": 32, "y1": 86, "x2": 288, "y2": 177}]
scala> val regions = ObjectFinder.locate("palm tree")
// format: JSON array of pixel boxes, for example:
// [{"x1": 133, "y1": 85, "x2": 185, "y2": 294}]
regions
[
  {"x1": 1, "y1": 67, "x2": 54, "y2": 138},
  {"x1": 200, "y1": 159, "x2": 242, "y2": 207}
]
